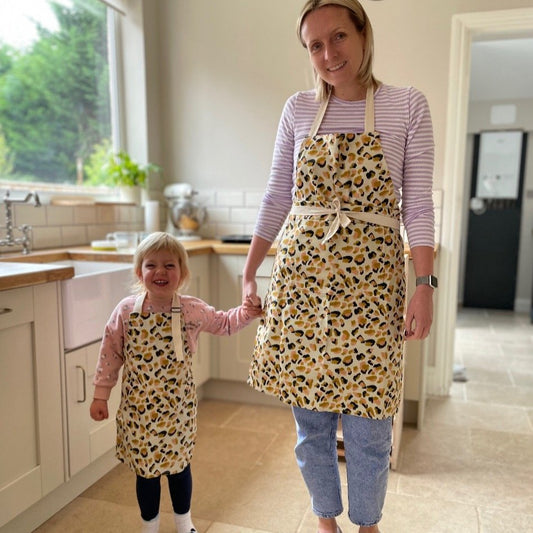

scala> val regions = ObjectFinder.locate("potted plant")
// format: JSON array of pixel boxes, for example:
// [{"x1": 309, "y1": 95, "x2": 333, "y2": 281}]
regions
[{"x1": 104, "y1": 151, "x2": 161, "y2": 204}]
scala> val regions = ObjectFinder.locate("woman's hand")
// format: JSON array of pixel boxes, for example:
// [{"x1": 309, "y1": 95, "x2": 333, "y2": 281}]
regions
[
  {"x1": 404, "y1": 285, "x2": 433, "y2": 340},
  {"x1": 90, "y1": 399, "x2": 109, "y2": 421},
  {"x1": 243, "y1": 279, "x2": 261, "y2": 307}
]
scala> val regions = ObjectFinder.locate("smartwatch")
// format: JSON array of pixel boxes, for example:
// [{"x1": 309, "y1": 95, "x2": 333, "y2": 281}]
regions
[{"x1": 415, "y1": 275, "x2": 438, "y2": 289}]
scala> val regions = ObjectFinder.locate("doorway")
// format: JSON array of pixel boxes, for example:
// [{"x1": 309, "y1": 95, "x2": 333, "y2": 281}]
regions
[
  {"x1": 431, "y1": 8, "x2": 533, "y2": 397},
  {"x1": 463, "y1": 131, "x2": 528, "y2": 309}
]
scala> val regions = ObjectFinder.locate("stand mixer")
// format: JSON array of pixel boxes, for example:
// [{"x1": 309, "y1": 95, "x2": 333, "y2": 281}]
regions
[{"x1": 164, "y1": 183, "x2": 206, "y2": 240}]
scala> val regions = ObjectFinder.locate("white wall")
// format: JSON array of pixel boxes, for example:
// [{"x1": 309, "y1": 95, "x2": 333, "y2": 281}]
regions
[{"x1": 143, "y1": 0, "x2": 533, "y2": 194}]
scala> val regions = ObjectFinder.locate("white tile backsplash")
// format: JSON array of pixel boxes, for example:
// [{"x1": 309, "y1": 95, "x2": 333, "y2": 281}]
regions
[
  {"x1": 215, "y1": 191, "x2": 245, "y2": 207},
  {"x1": 1, "y1": 187, "x2": 444, "y2": 252},
  {"x1": 230, "y1": 207, "x2": 259, "y2": 224},
  {"x1": 61, "y1": 225, "x2": 88, "y2": 246}
]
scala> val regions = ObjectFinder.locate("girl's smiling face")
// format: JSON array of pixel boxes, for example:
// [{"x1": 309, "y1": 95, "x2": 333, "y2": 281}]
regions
[
  {"x1": 301, "y1": 5, "x2": 365, "y2": 101},
  {"x1": 138, "y1": 249, "x2": 182, "y2": 303}
]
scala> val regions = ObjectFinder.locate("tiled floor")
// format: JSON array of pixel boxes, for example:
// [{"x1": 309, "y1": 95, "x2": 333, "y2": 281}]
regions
[{"x1": 33, "y1": 308, "x2": 533, "y2": 533}]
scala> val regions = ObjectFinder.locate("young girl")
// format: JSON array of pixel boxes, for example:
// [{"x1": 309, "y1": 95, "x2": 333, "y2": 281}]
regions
[{"x1": 90, "y1": 232, "x2": 262, "y2": 533}]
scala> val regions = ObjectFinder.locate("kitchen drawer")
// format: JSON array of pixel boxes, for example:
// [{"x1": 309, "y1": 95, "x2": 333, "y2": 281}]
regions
[{"x1": 0, "y1": 287, "x2": 34, "y2": 330}]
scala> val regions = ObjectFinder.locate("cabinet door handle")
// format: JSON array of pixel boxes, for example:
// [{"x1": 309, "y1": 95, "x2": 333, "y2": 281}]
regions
[
  {"x1": 76, "y1": 365, "x2": 87, "y2": 403},
  {"x1": 0, "y1": 307, "x2": 13, "y2": 315}
]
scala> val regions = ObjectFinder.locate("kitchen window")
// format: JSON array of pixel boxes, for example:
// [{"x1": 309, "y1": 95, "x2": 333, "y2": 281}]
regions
[{"x1": 0, "y1": 0, "x2": 122, "y2": 195}]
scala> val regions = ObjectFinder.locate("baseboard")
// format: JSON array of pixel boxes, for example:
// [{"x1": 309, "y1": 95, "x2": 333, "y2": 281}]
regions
[{"x1": 514, "y1": 298, "x2": 531, "y2": 313}]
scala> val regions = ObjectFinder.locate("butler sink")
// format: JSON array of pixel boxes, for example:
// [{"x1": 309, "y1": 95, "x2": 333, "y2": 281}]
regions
[{"x1": 47, "y1": 260, "x2": 133, "y2": 351}]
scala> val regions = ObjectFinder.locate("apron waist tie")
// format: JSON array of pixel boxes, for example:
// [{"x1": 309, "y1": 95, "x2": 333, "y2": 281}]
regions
[{"x1": 290, "y1": 198, "x2": 400, "y2": 245}]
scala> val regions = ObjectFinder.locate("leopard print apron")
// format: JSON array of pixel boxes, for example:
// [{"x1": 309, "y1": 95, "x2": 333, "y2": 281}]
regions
[
  {"x1": 115, "y1": 292, "x2": 197, "y2": 478},
  {"x1": 249, "y1": 87, "x2": 405, "y2": 419}
]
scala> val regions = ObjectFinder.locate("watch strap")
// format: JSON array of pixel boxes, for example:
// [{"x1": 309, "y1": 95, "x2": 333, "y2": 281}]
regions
[{"x1": 416, "y1": 275, "x2": 438, "y2": 288}]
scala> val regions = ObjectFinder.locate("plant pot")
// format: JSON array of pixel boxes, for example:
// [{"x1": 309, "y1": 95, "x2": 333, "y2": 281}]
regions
[{"x1": 119, "y1": 186, "x2": 141, "y2": 205}]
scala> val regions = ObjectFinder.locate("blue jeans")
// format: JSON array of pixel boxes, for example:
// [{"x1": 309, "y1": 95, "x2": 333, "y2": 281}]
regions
[{"x1": 292, "y1": 407, "x2": 392, "y2": 527}]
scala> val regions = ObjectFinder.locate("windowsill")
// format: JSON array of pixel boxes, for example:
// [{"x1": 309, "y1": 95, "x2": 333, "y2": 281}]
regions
[{"x1": 0, "y1": 180, "x2": 121, "y2": 205}]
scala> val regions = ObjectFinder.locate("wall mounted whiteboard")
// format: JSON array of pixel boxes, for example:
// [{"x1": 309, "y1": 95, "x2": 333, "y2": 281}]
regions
[{"x1": 476, "y1": 130, "x2": 523, "y2": 199}]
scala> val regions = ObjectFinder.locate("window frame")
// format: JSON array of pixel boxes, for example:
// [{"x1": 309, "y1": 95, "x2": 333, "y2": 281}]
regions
[{"x1": 0, "y1": 2, "x2": 125, "y2": 204}]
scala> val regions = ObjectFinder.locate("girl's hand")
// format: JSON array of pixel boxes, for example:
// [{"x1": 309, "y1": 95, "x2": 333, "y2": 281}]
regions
[
  {"x1": 90, "y1": 399, "x2": 109, "y2": 421},
  {"x1": 404, "y1": 285, "x2": 433, "y2": 340},
  {"x1": 243, "y1": 295, "x2": 263, "y2": 318}
]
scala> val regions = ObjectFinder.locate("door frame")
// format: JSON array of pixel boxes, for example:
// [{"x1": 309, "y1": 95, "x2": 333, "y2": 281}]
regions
[{"x1": 431, "y1": 7, "x2": 533, "y2": 396}]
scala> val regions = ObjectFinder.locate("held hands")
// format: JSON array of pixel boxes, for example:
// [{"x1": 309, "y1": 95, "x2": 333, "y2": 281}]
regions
[
  {"x1": 404, "y1": 285, "x2": 433, "y2": 340},
  {"x1": 242, "y1": 279, "x2": 263, "y2": 318},
  {"x1": 242, "y1": 295, "x2": 263, "y2": 318},
  {"x1": 90, "y1": 399, "x2": 109, "y2": 421}
]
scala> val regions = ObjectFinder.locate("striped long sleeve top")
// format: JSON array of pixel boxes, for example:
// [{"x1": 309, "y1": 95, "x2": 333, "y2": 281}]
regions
[{"x1": 254, "y1": 84, "x2": 435, "y2": 248}]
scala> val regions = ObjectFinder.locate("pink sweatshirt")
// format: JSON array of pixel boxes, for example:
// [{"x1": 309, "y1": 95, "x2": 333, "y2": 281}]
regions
[{"x1": 93, "y1": 294, "x2": 258, "y2": 400}]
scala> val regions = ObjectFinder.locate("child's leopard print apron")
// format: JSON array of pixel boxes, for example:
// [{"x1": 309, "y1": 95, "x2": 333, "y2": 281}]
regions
[
  {"x1": 249, "y1": 87, "x2": 405, "y2": 420},
  {"x1": 115, "y1": 292, "x2": 197, "y2": 478}
]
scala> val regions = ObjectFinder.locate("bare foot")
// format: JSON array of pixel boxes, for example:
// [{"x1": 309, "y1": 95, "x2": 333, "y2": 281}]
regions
[{"x1": 318, "y1": 517, "x2": 338, "y2": 533}]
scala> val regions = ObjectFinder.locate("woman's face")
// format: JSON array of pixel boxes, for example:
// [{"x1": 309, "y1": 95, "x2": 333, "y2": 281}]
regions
[{"x1": 301, "y1": 5, "x2": 365, "y2": 100}]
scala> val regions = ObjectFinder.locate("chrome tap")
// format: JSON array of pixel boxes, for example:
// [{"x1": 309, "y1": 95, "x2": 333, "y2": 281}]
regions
[{"x1": 0, "y1": 190, "x2": 41, "y2": 254}]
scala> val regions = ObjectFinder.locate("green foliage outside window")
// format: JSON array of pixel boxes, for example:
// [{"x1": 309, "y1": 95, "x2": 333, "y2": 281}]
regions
[{"x1": 0, "y1": 0, "x2": 112, "y2": 186}]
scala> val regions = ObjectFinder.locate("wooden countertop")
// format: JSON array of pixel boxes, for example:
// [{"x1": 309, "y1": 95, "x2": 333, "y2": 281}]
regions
[
  {"x1": 0, "y1": 240, "x2": 276, "y2": 291},
  {"x1": 0, "y1": 238, "x2": 435, "y2": 291}
]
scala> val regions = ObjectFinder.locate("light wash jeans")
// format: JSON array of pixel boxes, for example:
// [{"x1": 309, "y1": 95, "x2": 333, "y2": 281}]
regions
[{"x1": 292, "y1": 406, "x2": 392, "y2": 527}]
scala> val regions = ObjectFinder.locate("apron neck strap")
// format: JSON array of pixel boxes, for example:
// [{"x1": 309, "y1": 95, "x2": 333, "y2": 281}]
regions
[
  {"x1": 308, "y1": 85, "x2": 376, "y2": 137},
  {"x1": 364, "y1": 85, "x2": 375, "y2": 132},
  {"x1": 133, "y1": 293, "x2": 146, "y2": 313},
  {"x1": 309, "y1": 92, "x2": 330, "y2": 138}
]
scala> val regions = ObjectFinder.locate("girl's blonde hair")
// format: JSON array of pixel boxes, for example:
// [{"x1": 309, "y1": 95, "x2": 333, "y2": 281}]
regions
[
  {"x1": 296, "y1": 0, "x2": 378, "y2": 101},
  {"x1": 133, "y1": 232, "x2": 190, "y2": 293}
]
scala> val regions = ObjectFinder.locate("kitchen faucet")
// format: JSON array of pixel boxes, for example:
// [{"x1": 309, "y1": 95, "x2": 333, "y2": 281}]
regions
[{"x1": 0, "y1": 190, "x2": 41, "y2": 254}]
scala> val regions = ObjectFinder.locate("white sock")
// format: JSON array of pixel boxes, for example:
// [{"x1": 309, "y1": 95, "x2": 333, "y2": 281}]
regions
[
  {"x1": 173, "y1": 510, "x2": 196, "y2": 533},
  {"x1": 141, "y1": 514, "x2": 160, "y2": 533}
]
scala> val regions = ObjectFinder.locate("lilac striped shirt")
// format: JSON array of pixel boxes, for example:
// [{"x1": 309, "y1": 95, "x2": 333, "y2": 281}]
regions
[{"x1": 254, "y1": 84, "x2": 435, "y2": 248}]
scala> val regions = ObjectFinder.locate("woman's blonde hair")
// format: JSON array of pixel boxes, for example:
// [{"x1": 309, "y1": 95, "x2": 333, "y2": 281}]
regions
[
  {"x1": 296, "y1": 0, "x2": 378, "y2": 101},
  {"x1": 133, "y1": 231, "x2": 190, "y2": 293}
]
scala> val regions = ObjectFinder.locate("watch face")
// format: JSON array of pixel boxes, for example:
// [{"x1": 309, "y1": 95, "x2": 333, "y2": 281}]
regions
[{"x1": 416, "y1": 275, "x2": 438, "y2": 288}]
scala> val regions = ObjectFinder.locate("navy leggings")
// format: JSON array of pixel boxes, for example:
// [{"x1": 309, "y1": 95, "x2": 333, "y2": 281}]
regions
[{"x1": 136, "y1": 464, "x2": 192, "y2": 521}]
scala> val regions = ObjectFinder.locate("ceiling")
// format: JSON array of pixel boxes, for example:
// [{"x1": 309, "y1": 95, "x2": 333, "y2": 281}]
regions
[{"x1": 469, "y1": 37, "x2": 533, "y2": 102}]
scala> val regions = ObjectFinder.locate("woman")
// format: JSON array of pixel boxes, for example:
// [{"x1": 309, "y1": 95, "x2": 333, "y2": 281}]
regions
[{"x1": 243, "y1": 1, "x2": 436, "y2": 532}]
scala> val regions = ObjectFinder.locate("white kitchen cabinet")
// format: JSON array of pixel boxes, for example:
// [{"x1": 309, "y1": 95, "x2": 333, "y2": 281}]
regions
[
  {"x1": 0, "y1": 283, "x2": 64, "y2": 528},
  {"x1": 215, "y1": 255, "x2": 274, "y2": 381},
  {"x1": 188, "y1": 254, "x2": 212, "y2": 386},
  {"x1": 65, "y1": 341, "x2": 122, "y2": 477}
]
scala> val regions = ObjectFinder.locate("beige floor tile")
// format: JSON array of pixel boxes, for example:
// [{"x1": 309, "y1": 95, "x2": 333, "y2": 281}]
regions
[
  {"x1": 399, "y1": 423, "x2": 472, "y2": 461},
  {"x1": 194, "y1": 423, "x2": 279, "y2": 469},
  {"x1": 80, "y1": 463, "x2": 138, "y2": 508},
  {"x1": 192, "y1": 461, "x2": 310, "y2": 533},
  {"x1": 470, "y1": 428, "x2": 533, "y2": 469},
  {"x1": 205, "y1": 523, "x2": 273, "y2": 533},
  {"x1": 465, "y1": 381, "x2": 533, "y2": 408},
  {"x1": 379, "y1": 492, "x2": 479, "y2": 533},
  {"x1": 424, "y1": 397, "x2": 533, "y2": 434},
  {"x1": 462, "y1": 366, "x2": 513, "y2": 385},
  {"x1": 460, "y1": 352, "x2": 510, "y2": 372},
  {"x1": 33, "y1": 497, "x2": 148, "y2": 533},
  {"x1": 397, "y1": 451, "x2": 533, "y2": 514},
  {"x1": 222, "y1": 403, "x2": 295, "y2": 433},
  {"x1": 478, "y1": 507, "x2": 533, "y2": 533},
  {"x1": 197, "y1": 399, "x2": 244, "y2": 427}
]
